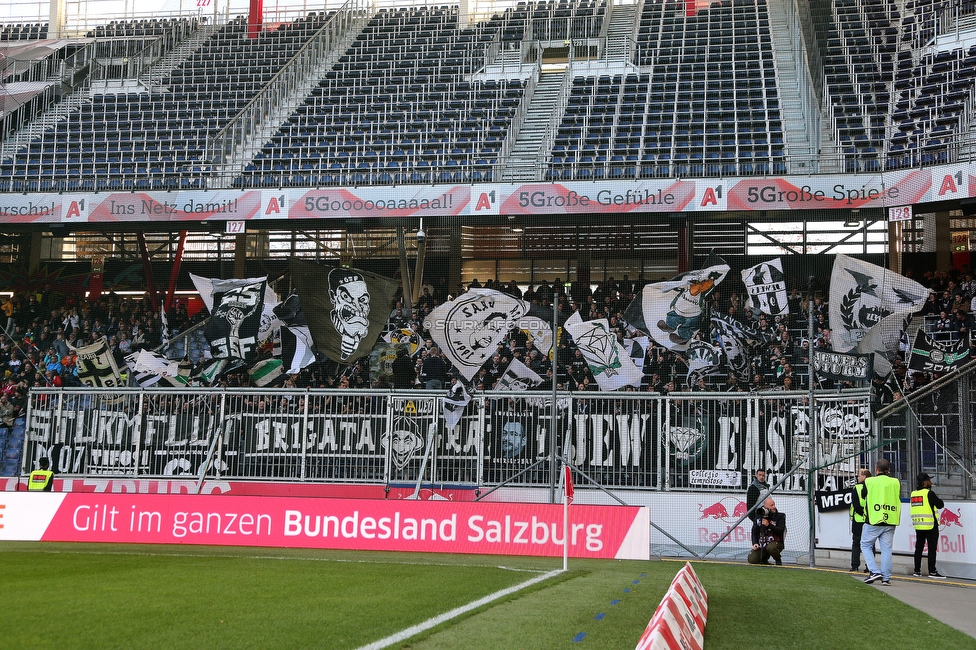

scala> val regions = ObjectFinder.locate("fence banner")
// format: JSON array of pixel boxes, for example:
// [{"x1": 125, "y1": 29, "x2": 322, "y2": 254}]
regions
[
  {"x1": 2, "y1": 162, "x2": 974, "y2": 224},
  {"x1": 22, "y1": 389, "x2": 874, "y2": 494},
  {"x1": 0, "y1": 493, "x2": 649, "y2": 560}
]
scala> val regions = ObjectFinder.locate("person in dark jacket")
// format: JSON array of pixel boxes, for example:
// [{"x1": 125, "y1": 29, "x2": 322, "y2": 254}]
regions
[
  {"x1": 746, "y1": 469, "x2": 769, "y2": 522},
  {"x1": 911, "y1": 472, "x2": 946, "y2": 578},
  {"x1": 748, "y1": 498, "x2": 786, "y2": 565},
  {"x1": 391, "y1": 348, "x2": 416, "y2": 389},
  {"x1": 419, "y1": 346, "x2": 447, "y2": 390}
]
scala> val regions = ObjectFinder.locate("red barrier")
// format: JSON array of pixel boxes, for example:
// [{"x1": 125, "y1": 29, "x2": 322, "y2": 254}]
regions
[{"x1": 635, "y1": 563, "x2": 708, "y2": 650}]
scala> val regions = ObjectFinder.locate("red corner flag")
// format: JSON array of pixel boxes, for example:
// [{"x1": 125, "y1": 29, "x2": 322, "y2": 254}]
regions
[{"x1": 564, "y1": 465, "x2": 574, "y2": 504}]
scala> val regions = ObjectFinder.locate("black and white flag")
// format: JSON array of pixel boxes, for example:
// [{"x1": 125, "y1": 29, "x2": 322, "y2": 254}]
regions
[
  {"x1": 69, "y1": 337, "x2": 122, "y2": 388},
  {"x1": 829, "y1": 255, "x2": 927, "y2": 352},
  {"x1": 272, "y1": 292, "x2": 317, "y2": 375},
  {"x1": 291, "y1": 259, "x2": 398, "y2": 365},
  {"x1": 126, "y1": 349, "x2": 190, "y2": 387},
  {"x1": 711, "y1": 314, "x2": 770, "y2": 382},
  {"x1": 742, "y1": 258, "x2": 788, "y2": 316},
  {"x1": 624, "y1": 336, "x2": 651, "y2": 371},
  {"x1": 424, "y1": 289, "x2": 555, "y2": 381},
  {"x1": 908, "y1": 331, "x2": 969, "y2": 373},
  {"x1": 565, "y1": 312, "x2": 642, "y2": 391},
  {"x1": 495, "y1": 359, "x2": 544, "y2": 391},
  {"x1": 204, "y1": 280, "x2": 266, "y2": 362},
  {"x1": 686, "y1": 339, "x2": 721, "y2": 388},
  {"x1": 624, "y1": 256, "x2": 730, "y2": 351},
  {"x1": 442, "y1": 379, "x2": 472, "y2": 431},
  {"x1": 190, "y1": 273, "x2": 280, "y2": 342}
]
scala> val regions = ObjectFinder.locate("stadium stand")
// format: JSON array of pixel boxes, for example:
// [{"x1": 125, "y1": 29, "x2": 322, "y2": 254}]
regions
[
  {"x1": 0, "y1": 22, "x2": 48, "y2": 40},
  {"x1": 239, "y1": 6, "x2": 531, "y2": 187},
  {"x1": 2, "y1": 0, "x2": 976, "y2": 189},
  {"x1": 0, "y1": 13, "x2": 331, "y2": 192}
]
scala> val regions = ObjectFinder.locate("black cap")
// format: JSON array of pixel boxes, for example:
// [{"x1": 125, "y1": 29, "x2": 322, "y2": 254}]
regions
[{"x1": 917, "y1": 472, "x2": 932, "y2": 485}]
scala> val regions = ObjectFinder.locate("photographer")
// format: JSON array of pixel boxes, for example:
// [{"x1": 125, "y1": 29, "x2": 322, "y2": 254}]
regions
[{"x1": 748, "y1": 498, "x2": 786, "y2": 565}]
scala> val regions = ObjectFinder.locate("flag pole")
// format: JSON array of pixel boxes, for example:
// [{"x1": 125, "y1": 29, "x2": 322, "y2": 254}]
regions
[
  {"x1": 806, "y1": 275, "x2": 817, "y2": 568},
  {"x1": 549, "y1": 294, "x2": 559, "y2": 505},
  {"x1": 563, "y1": 463, "x2": 572, "y2": 572},
  {"x1": 563, "y1": 481, "x2": 569, "y2": 572}
]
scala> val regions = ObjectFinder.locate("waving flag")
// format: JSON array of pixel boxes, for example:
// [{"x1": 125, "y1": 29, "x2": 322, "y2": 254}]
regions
[
  {"x1": 829, "y1": 255, "x2": 927, "y2": 352},
  {"x1": 442, "y1": 379, "x2": 472, "y2": 431},
  {"x1": 291, "y1": 259, "x2": 398, "y2": 365},
  {"x1": 424, "y1": 289, "x2": 555, "y2": 381},
  {"x1": 69, "y1": 337, "x2": 122, "y2": 389},
  {"x1": 625, "y1": 257, "x2": 730, "y2": 351},
  {"x1": 909, "y1": 330, "x2": 969, "y2": 373},
  {"x1": 686, "y1": 340, "x2": 721, "y2": 388},
  {"x1": 565, "y1": 312, "x2": 642, "y2": 391},
  {"x1": 495, "y1": 359, "x2": 544, "y2": 391},
  {"x1": 204, "y1": 279, "x2": 266, "y2": 362},
  {"x1": 273, "y1": 292, "x2": 317, "y2": 375},
  {"x1": 190, "y1": 273, "x2": 280, "y2": 342},
  {"x1": 711, "y1": 314, "x2": 772, "y2": 382},
  {"x1": 742, "y1": 258, "x2": 788, "y2": 316}
]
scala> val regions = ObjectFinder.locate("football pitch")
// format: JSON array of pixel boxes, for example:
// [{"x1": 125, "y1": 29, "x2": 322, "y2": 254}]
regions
[{"x1": 0, "y1": 543, "x2": 969, "y2": 649}]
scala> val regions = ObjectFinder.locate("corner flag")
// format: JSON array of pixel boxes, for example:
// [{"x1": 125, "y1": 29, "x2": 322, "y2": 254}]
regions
[{"x1": 564, "y1": 465, "x2": 574, "y2": 504}]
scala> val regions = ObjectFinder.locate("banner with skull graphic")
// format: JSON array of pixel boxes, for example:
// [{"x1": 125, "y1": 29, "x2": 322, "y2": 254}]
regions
[
  {"x1": 204, "y1": 280, "x2": 267, "y2": 362},
  {"x1": 383, "y1": 397, "x2": 436, "y2": 479},
  {"x1": 291, "y1": 259, "x2": 399, "y2": 365}
]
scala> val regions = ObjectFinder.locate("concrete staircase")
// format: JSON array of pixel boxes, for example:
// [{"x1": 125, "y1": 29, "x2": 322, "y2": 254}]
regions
[
  {"x1": 603, "y1": 3, "x2": 636, "y2": 64},
  {"x1": 0, "y1": 89, "x2": 91, "y2": 162},
  {"x1": 766, "y1": 2, "x2": 819, "y2": 174},
  {"x1": 139, "y1": 23, "x2": 218, "y2": 89},
  {"x1": 501, "y1": 70, "x2": 566, "y2": 182},
  {"x1": 212, "y1": 12, "x2": 373, "y2": 185}
]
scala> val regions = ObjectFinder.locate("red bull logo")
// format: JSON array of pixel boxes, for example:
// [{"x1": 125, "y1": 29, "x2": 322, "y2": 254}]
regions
[
  {"x1": 697, "y1": 498, "x2": 749, "y2": 545},
  {"x1": 698, "y1": 498, "x2": 748, "y2": 523},
  {"x1": 698, "y1": 502, "x2": 729, "y2": 520},
  {"x1": 940, "y1": 508, "x2": 964, "y2": 528}
]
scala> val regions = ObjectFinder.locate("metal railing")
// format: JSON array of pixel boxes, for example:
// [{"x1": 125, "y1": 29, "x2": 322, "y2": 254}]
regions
[{"x1": 21, "y1": 388, "x2": 874, "y2": 496}]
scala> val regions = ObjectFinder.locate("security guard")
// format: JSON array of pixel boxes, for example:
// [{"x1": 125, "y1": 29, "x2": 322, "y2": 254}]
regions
[
  {"x1": 910, "y1": 472, "x2": 946, "y2": 578},
  {"x1": 28, "y1": 457, "x2": 54, "y2": 492},
  {"x1": 849, "y1": 468, "x2": 871, "y2": 572},
  {"x1": 860, "y1": 458, "x2": 901, "y2": 585}
]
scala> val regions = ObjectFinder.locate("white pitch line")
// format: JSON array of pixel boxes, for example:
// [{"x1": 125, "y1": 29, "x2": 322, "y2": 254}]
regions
[{"x1": 355, "y1": 569, "x2": 563, "y2": 650}]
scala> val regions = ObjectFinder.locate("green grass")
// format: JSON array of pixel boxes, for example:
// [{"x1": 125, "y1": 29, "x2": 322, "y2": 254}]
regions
[{"x1": 1, "y1": 543, "x2": 972, "y2": 650}]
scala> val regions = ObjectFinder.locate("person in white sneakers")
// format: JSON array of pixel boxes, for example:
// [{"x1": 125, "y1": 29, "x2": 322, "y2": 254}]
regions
[{"x1": 859, "y1": 459, "x2": 901, "y2": 586}]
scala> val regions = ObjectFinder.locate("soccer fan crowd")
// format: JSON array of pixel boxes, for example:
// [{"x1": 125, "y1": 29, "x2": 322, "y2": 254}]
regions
[{"x1": 2, "y1": 266, "x2": 974, "y2": 407}]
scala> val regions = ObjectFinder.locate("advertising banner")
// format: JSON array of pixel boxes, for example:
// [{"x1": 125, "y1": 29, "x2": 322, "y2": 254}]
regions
[
  {"x1": 1, "y1": 162, "x2": 974, "y2": 224},
  {"x1": 0, "y1": 493, "x2": 649, "y2": 560},
  {"x1": 818, "y1": 502, "x2": 974, "y2": 577}
]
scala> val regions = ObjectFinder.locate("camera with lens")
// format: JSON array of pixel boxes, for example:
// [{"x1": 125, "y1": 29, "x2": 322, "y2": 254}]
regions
[{"x1": 755, "y1": 507, "x2": 772, "y2": 522}]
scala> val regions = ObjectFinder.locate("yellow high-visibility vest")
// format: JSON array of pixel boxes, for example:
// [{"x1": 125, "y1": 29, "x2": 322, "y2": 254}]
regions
[
  {"x1": 850, "y1": 483, "x2": 867, "y2": 523},
  {"x1": 864, "y1": 474, "x2": 901, "y2": 526},
  {"x1": 910, "y1": 488, "x2": 938, "y2": 530},
  {"x1": 28, "y1": 469, "x2": 53, "y2": 491}
]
